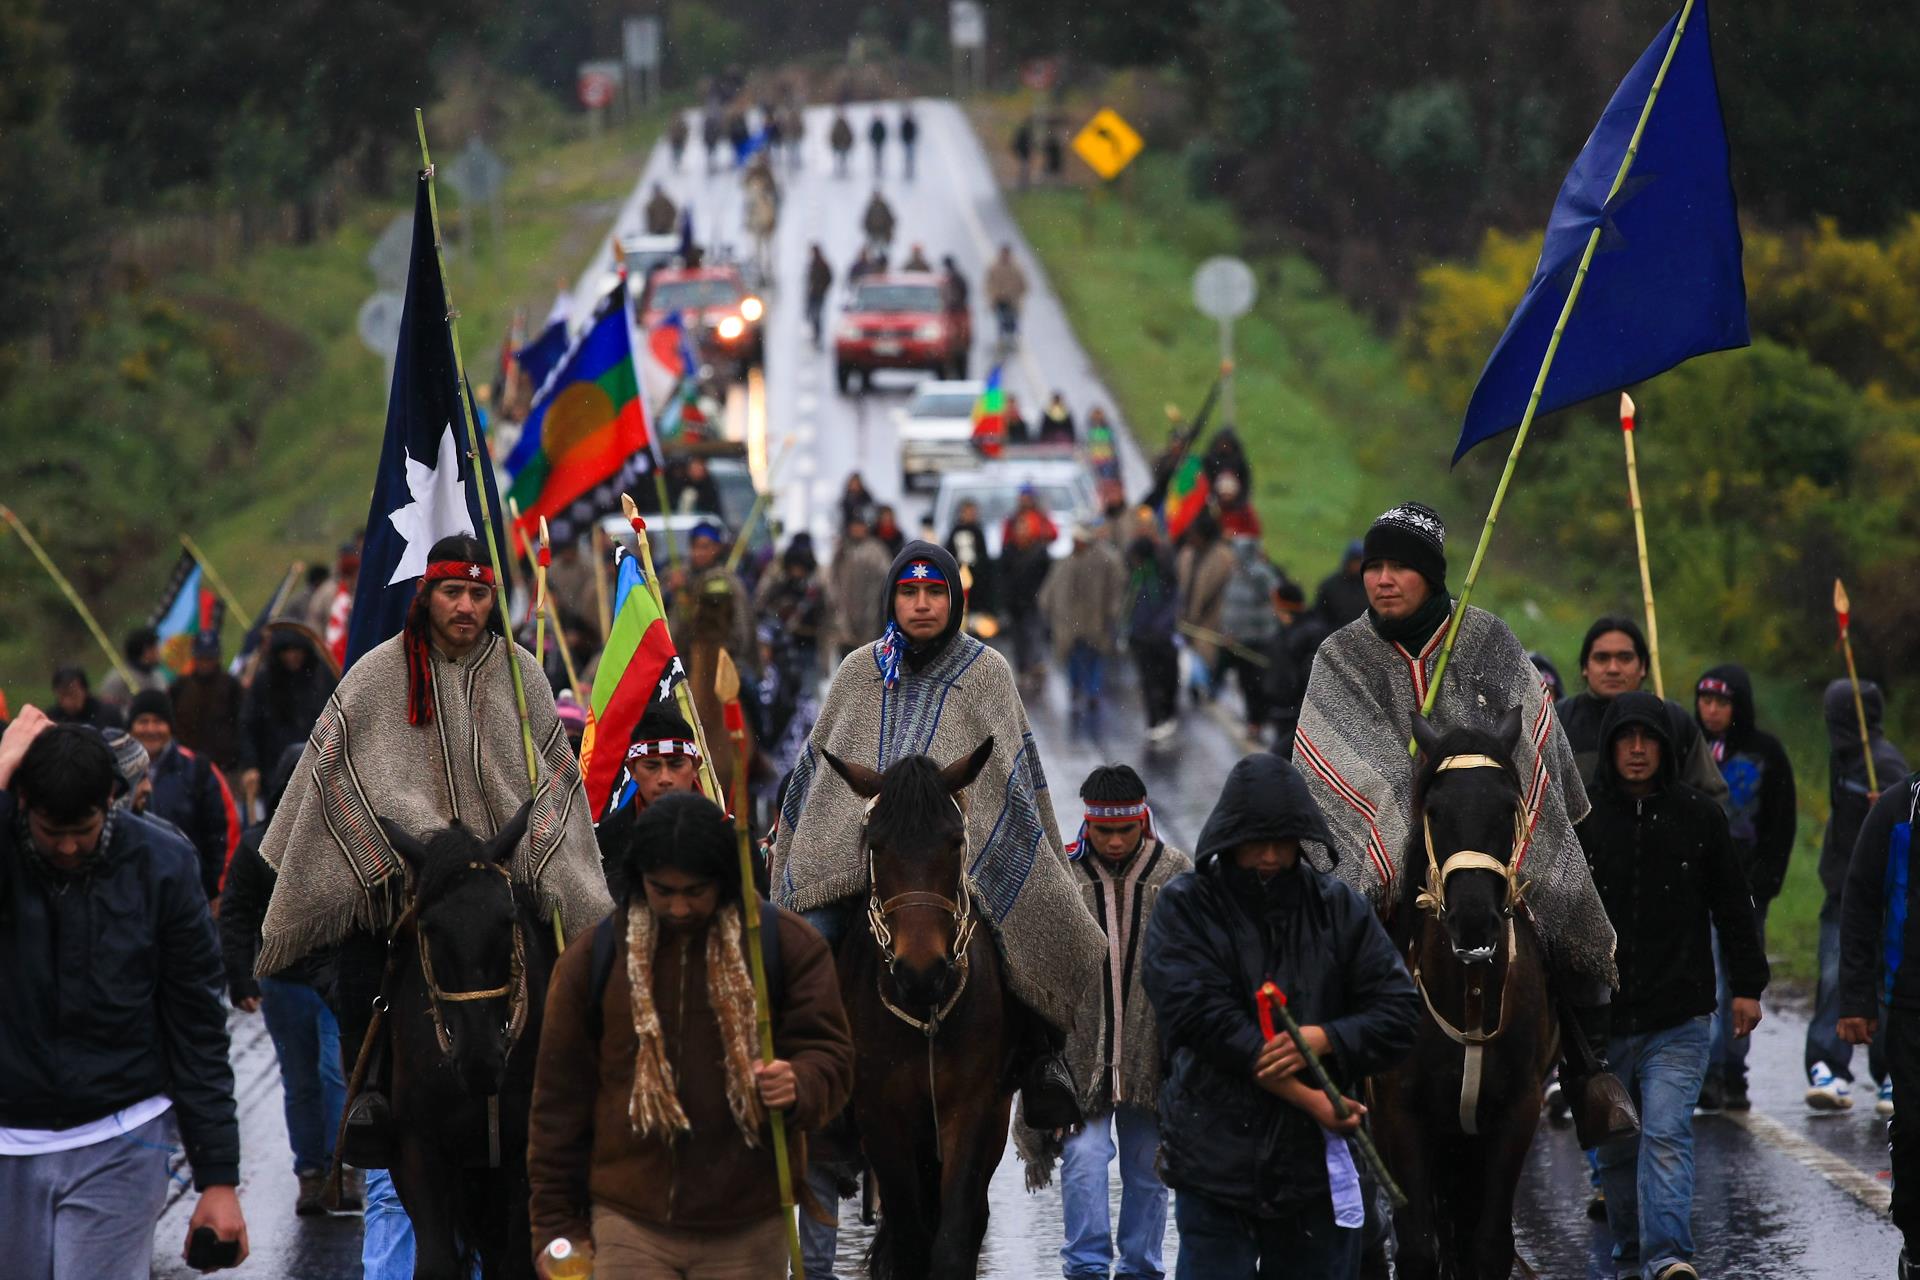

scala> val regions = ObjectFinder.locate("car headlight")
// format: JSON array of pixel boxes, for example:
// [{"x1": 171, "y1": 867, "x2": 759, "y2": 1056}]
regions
[
  {"x1": 739, "y1": 296, "x2": 764, "y2": 322},
  {"x1": 915, "y1": 320, "x2": 943, "y2": 341},
  {"x1": 716, "y1": 315, "x2": 746, "y2": 341}
]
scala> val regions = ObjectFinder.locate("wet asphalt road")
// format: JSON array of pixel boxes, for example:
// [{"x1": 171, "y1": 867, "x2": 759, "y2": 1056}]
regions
[{"x1": 156, "y1": 101, "x2": 1905, "y2": 1277}]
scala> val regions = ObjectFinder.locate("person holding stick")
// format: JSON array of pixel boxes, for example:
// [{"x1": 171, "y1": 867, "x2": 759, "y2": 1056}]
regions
[{"x1": 1142, "y1": 752, "x2": 1419, "y2": 1278}]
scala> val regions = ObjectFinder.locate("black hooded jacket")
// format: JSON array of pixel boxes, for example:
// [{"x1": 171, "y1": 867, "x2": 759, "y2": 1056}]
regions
[
  {"x1": 882, "y1": 540, "x2": 966, "y2": 673},
  {"x1": 1142, "y1": 754, "x2": 1418, "y2": 1218},
  {"x1": 1557, "y1": 689, "x2": 1730, "y2": 809},
  {"x1": 1694, "y1": 663, "x2": 1797, "y2": 903},
  {"x1": 1820, "y1": 678, "x2": 1906, "y2": 903},
  {"x1": 1578, "y1": 693, "x2": 1769, "y2": 1035},
  {"x1": 237, "y1": 627, "x2": 336, "y2": 774}
]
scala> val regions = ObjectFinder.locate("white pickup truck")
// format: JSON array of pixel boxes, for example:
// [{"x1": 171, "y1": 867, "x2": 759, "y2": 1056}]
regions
[{"x1": 893, "y1": 379, "x2": 984, "y2": 491}]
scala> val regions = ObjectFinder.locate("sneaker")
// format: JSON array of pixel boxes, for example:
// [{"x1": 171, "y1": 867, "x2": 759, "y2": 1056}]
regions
[
  {"x1": 295, "y1": 1169, "x2": 328, "y2": 1217},
  {"x1": 1880, "y1": 1080, "x2": 1897, "y2": 1117},
  {"x1": 1694, "y1": 1074, "x2": 1724, "y2": 1115},
  {"x1": 1806, "y1": 1063, "x2": 1854, "y2": 1113},
  {"x1": 1653, "y1": 1264, "x2": 1699, "y2": 1280},
  {"x1": 1723, "y1": 1076, "x2": 1751, "y2": 1112}
]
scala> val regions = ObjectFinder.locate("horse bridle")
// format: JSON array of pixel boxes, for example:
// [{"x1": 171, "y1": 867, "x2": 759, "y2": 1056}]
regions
[
  {"x1": 400, "y1": 861, "x2": 531, "y2": 1060},
  {"x1": 863, "y1": 793, "x2": 978, "y2": 1037},
  {"x1": 1415, "y1": 753, "x2": 1530, "y2": 919}
]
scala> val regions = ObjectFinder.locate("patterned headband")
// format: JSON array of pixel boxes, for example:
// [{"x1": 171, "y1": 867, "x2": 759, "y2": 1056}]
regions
[
  {"x1": 626, "y1": 738, "x2": 701, "y2": 762},
  {"x1": 424, "y1": 560, "x2": 495, "y2": 585},
  {"x1": 1084, "y1": 800, "x2": 1150, "y2": 823},
  {"x1": 896, "y1": 560, "x2": 949, "y2": 586},
  {"x1": 1696, "y1": 677, "x2": 1732, "y2": 696}
]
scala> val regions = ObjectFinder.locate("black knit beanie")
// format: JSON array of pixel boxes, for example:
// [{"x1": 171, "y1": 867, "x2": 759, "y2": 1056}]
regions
[
  {"x1": 128, "y1": 689, "x2": 174, "y2": 727},
  {"x1": 1361, "y1": 502, "x2": 1448, "y2": 594}
]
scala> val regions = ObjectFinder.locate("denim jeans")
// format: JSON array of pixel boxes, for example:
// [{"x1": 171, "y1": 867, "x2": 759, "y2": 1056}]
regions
[
  {"x1": 1173, "y1": 1189, "x2": 1359, "y2": 1279},
  {"x1": 260, "y1": 977, "x2": 346, "y2": 1173},
  {"x1": 798, "y1": 1161, "x2": 844, "y2": 1279},
  {"x1": 1806, "y1": 896, "x2": 1888, "y2": 1084},
  {"x1": 362, "y1": 1169, "x2": 415, "y2": 1280},
  {"x1": 1067, "y1": 642, "x2": 1107, "y2": 705},
  {"x1": 1597, "y1": 1015, "x2": 1711, "y2": 1278},
  {"x1": 1710, "y1": 901, "x2": 1769, "y2": 1086},
  {"x1": 1060, "y1": 1106, "x2": 1167, "y2": 1278}
]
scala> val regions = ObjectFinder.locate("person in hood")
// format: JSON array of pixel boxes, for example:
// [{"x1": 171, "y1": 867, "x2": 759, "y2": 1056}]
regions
[
  {"x1": 1581, "y1": 692, "x2": 1768, "y2": 1280},
  {"x1": 1000, "y1": 490, "x2": 1058, "y2": 691},
  {"x1": 1693, "y1": 663, "x2": 1796, "y2": 1112},
  {"x1": 1808, "y1": 678, "x2": 1906, "y2": 1112},
  {"x1": 49, "y1": 665, "x2": 124, "y2": 731},
  {"x1": 770, "y1": 539, "x2": 1108, "y2": 1269},
  {"x1": 1313, "y1": 541, "x2": 1370, "y2": 631},
  {"x1": 236, "y1": 624, "x2": 336, "y2": 812},
  {"x1": 945, "y1": 498, "x2": 998, "y2": 618},
  {"x1": 1555, "y1": 615, "x2": 1729, "y2": 810},
  {"x1": 1142, "y1": 753, "x2": 1419, "y2": 1278}
]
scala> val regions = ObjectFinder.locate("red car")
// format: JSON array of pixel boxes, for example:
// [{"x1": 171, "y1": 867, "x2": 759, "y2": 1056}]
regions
[
  {"x1": 833, "y1": 272, "x2": 971, "y2": 392},
  {"x1": 637, "y1": 265, "x2": 765, "y2": 373}
]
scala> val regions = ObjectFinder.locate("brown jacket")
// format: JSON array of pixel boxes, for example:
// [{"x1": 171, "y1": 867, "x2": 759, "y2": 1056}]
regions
[
  {"x1": 1175, "y1": 539, "x2": 1236, "y2": 666},
  {"x1": 527, "y1": 906, "x2": 853, "y2": 1254}
]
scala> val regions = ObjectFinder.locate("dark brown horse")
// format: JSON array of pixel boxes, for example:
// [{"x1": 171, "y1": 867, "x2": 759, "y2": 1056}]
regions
[
  {"x1": 373, "y1": 803, "x2": 558, "y2": 1280},
  {"x1": 822, "y1": 738, "x2": 1016, "y2": 1280},
  {"x1": 1367, "y1": 713, "x2": 1558, "y2": 1280}
]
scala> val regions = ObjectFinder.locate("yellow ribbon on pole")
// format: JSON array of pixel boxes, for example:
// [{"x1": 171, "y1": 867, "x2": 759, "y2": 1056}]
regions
[{"x1": 1618, "y1": 393, "x2": 1665, "y2": 699}]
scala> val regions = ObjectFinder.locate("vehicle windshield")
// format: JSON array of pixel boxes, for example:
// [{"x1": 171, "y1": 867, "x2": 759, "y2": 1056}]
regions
[
  {"x1": 649, "y1": 278, "x2": 743, "y2": 310},
  {"x1": 852, "y1": 284, "x2": 943, "y2": 313},
  {"x1": 911, "y1": 391, "x2": 980, "y2": 418},
  {"x1": 949, "y1": 483, "x2": 1079, "y2": 528}
]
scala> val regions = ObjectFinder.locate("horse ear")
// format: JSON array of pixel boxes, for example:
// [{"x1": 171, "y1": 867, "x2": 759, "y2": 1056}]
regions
[
  {"x1": 941, "y1": 736, "x2": 996, "y2": 794},
  {"x1": 823, "y1": 749, "x2": 882, "y2": 799},
  {"x1": 1496, "y1": 705, "x2": 1525, "y2": 759},
  {"x1": 377, "y1": 817, "x2": 429, "y2": 872},
  {"x1": 484, "y1": 800, "x2": 534, "y2": 865},
  {"x1": 1410, "y1": 713, "x2": 1443, "y2": 765}
]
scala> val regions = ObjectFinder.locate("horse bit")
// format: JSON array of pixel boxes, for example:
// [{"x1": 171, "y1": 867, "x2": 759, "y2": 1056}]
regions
[{"x1": 863, "y1": 793, "x2": 978, "y2": 1038}]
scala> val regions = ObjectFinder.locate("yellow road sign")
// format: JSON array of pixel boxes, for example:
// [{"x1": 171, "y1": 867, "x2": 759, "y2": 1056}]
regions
[{"x1": 1071, "y1": 108, "x2": 1143, "y2": 181}]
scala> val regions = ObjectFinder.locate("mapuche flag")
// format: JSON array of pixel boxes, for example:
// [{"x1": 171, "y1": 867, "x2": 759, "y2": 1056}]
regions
[
  {"x1": 1162, "y1": 451, "x2": 1209, "y2": 541},
  {"x1": 579, "y1": 545, "x2": 686, "y2": 819},
  {"x1": 344, "y1": 175, "x2": 513, "y2": 671},
  {"x1": 504, "y1": 282, "x2": 655, "y2": 545},
  {"x1": 152, "y1": 549, "x2": 225, "y2": 675},
  {"x1": 1454, "y1": 0, "x2": 1748, "y2": 461},
  {"x1": 970, "y1": 364, "x2": 1007, "y2": 455}
]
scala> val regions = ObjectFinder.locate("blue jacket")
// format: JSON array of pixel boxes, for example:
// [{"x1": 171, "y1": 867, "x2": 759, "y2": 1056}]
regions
[
  {"x1": 0, "y1": 795, "x2": 239, "y2": 1188},
  {"x1": 1841, "y1": 772, "x2": 1920, "y2": 1017},
  {"x1": 147, "y1": 741, "x2": 237, "y2": 900}
]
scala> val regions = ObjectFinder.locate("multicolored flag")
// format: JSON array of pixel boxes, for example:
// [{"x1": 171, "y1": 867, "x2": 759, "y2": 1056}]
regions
[
  {"x1": 504, "y1": 282, "x2": 654, "y2": 544},
  {"x1": 1161, "y1": 450, "x2": 1210, "y2": 541},
  {"x1": 579, "y1": 546, "x2": 687, "y2": 819},
  {"x1": 151, "y1": 549, "x2": 225, "y2": 675},
  {"x1": 970, "y1": 364, "x2": 1007, "y2": 454}
]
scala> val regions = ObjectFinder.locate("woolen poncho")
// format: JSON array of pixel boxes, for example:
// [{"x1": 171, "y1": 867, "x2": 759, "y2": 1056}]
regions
[
  {"x1": 1294, "y1": 605, "x2": 1617, "y2": 985},
  {"x1": 256, "y1": 630, "x2": 611, "y2": 976}
]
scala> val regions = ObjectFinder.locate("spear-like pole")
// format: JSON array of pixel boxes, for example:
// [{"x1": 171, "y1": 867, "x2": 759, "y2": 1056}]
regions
[
  {"x1": 179, "y1": 534, "x2": 252, "y2": 642},
  {"x1": 1413, "y1": 0, "x2": 1698, "y2": 740},
  {"x1": 1834, "y1": 579, "x2": 1880, "y2": 797},
  {"x1": 1619, "y1": 393, "x2": 1665, "y2": 699},
  {"x1": 0, "y1": 504, "x2": 138, "y2": 688},
  {"x1": 535, "y1": 517, "x2": 553, "y2": 668},
  {"x1": 591, "y1": 524, "x2": 613, "y2": 638},
  {"x1": 1259, "y1": 981, "x2": 1406, "y2": 1211},
  {"x1": 724, "y1": 433, "x2": 798, "y2": 576},
  {"x1": 415, "y1": 109, "x2": 539, "y2": 789}
]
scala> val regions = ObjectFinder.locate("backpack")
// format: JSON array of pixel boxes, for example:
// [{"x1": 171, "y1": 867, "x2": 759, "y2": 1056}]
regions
[
  {"x1": 1881, "y1": 777, "x2": 1920, "y2": 1005},
  {"x1": 585, "y1": 897, "x2": 785, "y2": 1041}
]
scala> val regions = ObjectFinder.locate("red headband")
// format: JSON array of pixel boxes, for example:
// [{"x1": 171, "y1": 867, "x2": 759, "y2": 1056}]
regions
[
  {"x1": 1697, "y1": 677, "x2": 1732, "y2": 697},
  {"x1": 1084, "y1": 801, "x2": 1150, "y2": 824},
  {"x1": 424, "y1": 560, "x2": 495, "y2": 585}
]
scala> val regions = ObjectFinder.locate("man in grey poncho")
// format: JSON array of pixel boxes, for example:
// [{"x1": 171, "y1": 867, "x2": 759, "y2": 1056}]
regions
[
  {"x1": 258, "y1": 534, "x2": 611, "y2": 1168},
  {"x1": 1295, "y1": 502, "x2": 1637, "y2": 1150}
]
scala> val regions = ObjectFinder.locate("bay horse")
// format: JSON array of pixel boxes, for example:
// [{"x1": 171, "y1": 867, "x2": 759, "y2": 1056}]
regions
[
  {"x1": 372, "y1": 802, "x2": 559, "y2": 1280},
  {"x1": 822, "y1": 738, "x2": 1015, "y2": 1280},
  {"x1": 1367, "y1": 712, "x2": 1558, "y2": 1280}
]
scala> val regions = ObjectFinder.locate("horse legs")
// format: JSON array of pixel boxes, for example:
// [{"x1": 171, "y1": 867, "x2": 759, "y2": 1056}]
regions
[
  {"x1": 864, "y1": 1127, "x2": 938, "y2": 1280},
  {"x1": 1468, "y1": 1097, "x2": 1543, "y2": 1280},
  {"x1": 927, "y1": 1092, "x2": 1013, "y2": 1280},
  {"x1": 1376, "y1": 1103, "x2": 1441, "y2": 1280},
  {"x1": 392, "y1": 1140, "x2": 467, "y2": 1280}
]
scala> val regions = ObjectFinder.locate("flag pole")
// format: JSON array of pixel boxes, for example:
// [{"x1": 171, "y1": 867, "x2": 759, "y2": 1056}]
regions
[
  {"x1": 416, "y1": 108, "x2": 540, "y2": 789},
  {"x1": 724, "y1": 433, "x2": 798, "y2": 576},
  {"x1": 543, "y1": 593, "x2": 587, "y2": 704},
  {"x1": 1619, "y1": 393, "x2": 1665, "y2": 699},
  {"x1": 535, "y1": 517, "x2": 553, "y2": 668},
  {"x1": 1834, "y1": 579, "x2": 1880, "y2": 798},
  {"x1": 591, "y1": 524, "x2": 613, "y2": 638},
  {"x1": 179, "y1": 534, "x2": 252, "y2": 639},
  {"x1": 622, "y1": 493, "x2": 721, "y2": 799},
  {"x1": 1415, "y1": 0, "x2": 1698, "y2": 736},
  {"x1": 0, "y1": 504, "x2": 139, "y2": 688}
]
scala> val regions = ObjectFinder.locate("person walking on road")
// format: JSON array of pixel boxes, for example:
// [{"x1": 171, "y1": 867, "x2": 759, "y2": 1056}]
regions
[
  {"x1": 0, "y1": 715, "x2": 250, "y2": 1275},
  {"x1": 1174, "y1": 509, "x2": 1236, "y2": 703},
  {"x1": 805, "y1": 243, "x2": 834, "y2": 348},
  {"x1": 1000, "y1": 488, "x2": 1058, "y2": 693},
  {"x1": 899, "y1": 105, "x2": 919, "y2": 179},
  {"x1": 1043, "y1": 126, "x2": 1065, "y2": 181},
  {"x1": 1582, "y1": 692, "x2": 1769, "y2": 1280},
  {"x1": 1694, "y1": 663, "x2": 1796, "y2": 1113},
  {"x1": 838, "y1": 472, "x2": 877, "y2": 531},
  {"x1": 1143, "y1": 752, "x2": 1421, "y2": 1280},
  {"x1": 171, "y1": 631, "x2": 243, "y2": 774},
  {"x1": 1040, "y1": 765, "x2": 1191, "y2": 1280},
  {"x1": 1217, "y1": 534, "x2": 1281, "y2": 746},
  {"x1": 945, "y1": 498, "x2": 997, "y2": 618},
  {"x1": 702, "y1": 110, "x2": 724, "y2": 174},
  {"x1": 986, "y1": 244, "x2": 1029, "y2": 343},
  {"x1": 1311, "y1": 542, "x2": 1369, "y2": 631},
  {"x1": 1038, "y1": 521, "x2": 1128, "y2": 734},
  {"x1": 644, "y1": 183, "x2": 678, "y2": 236},
  {"x1": 668, "y1": 113, "x2": 690, "y2": 170},
  {"x1": 235, "y1": 625, "x2": 334, "y2": 816},
  {"x1": 1013, "y1": 118, "x2": 1035, "y2": 188},
  {"x1": 861, "y1": 190, "x2": 895, "y2": 253},
  {"x1": 1556, "y1": 616, "x2": 1729, "y2": 809},
  {"x1": 529, "y1": 792, "x2": 854, "y2": 1278},
  {"x1": 97, "y1": 625, "x2": 168, "y2": 709},
  {"x1": 49, "y1": 664, "x2": 124, "y2": 731},
  {"x1": 1039, "y1": 390, "x2": 1076, "y2": 445},
  {"x1": 829, "y1": 112, "x2": 854, "y2": 178},
  {"x1": 1125, "y1": 535, "x2": 1181, "y2": 744},
  {"x1": 867, "y1": 110, "x2": 888, "y2": 176},
  {"x1": 1808, "y1": 678, "x2": 1906, "y2": 1113},
  {"x1": 826, "y1": 512, "x2": 892, "y2": 662},
  {"x1": 129, "y1": 689, "x2": 239, "y2": 904}
]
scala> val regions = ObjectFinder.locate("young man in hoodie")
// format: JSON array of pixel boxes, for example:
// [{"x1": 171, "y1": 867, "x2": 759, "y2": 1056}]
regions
[
  {"x1": 1143, "y1": 754, "x2": 1420, "y2": 1278},
  {"x1": 1694, "y1": 664, "x2": 1796, "y2": 1112},
  {"x1": 1581, "y1": 692, "x2": 1769, "y2": 1280},
  {"x1": 1052, "y1": 766, "x2": 1192, "y2": 1280},
  {"x1": 1808, "y1": 679, "x2": 1906, "y2": 1112}
]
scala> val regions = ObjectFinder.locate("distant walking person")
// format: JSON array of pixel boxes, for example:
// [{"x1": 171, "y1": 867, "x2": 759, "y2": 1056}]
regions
[
  {"x1": 986, "y1": 244, "x2": 1029, "y2": 342},
  {"x1": 805, "y1": 243, "x2": 834, "y2": 348},
  {"x1": 829, "y1": 112, "x2": 854, "y2": 177},
  {"x1": 1012, "y1": 118, "x2": 1035, "y2": 188},
  {"x1": 899, "y1": 105, "x2": 919, "y2": 178},
  {"x1": 868, "y1": 111, "x2": 888, "y2": 176}
]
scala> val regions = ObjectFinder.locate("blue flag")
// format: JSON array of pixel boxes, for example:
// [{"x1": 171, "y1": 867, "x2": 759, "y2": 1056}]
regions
[
  {"x1": 344, "y1": 176, "x2": 512, "y2": 670},
  {"x1": 1454, "y1": 0, "x2": 1748, "y2": 462},
  {"x1": 514, "y1": 291, "x2": 571, "y2": 391}
]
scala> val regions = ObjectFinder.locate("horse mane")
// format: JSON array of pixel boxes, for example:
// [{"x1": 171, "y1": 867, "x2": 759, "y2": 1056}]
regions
[
  {"x1": 407, "y1": 821, "x2": 497, "y2": 907},
  {"x1": 869, "y1": 755, "x2": 963, "y2": 856}
]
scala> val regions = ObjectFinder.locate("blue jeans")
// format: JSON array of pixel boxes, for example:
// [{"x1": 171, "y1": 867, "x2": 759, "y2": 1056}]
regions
[
  {"x1": 1067, "y1": 642, "x2": 1107, "y2": 706},
  {"x1": 1710, "y1": 901, "x2": 1768, "y2": 1086},
  {"x1": 1174, "y1": 1189, "x2": 1359, "y2": 1279},
  {"x1": 799, "y1": 1161, "x2": 844, "y2": 1279},
  {"x1": 363, "y1": 1169, "x2": 414, "y2": 1280},
  {"x1": 1060, "y1": 1106, "x2": 1167, "y2": 1278},
  {"x1": 259, "y1": 977, "x2": 346, "y2": 1173},
  {"x1": 1597, "y1": 1016, "x2": 1711, "y2": 1278},
  {"x1": 1806, "y1": 896, "x2": 1888, "y2": 1083}
]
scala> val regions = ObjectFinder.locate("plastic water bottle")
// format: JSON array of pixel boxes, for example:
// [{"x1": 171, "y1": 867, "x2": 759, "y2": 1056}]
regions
[{"x1": 542, "y1": 1238, "x2": 594, "y2": 1278}]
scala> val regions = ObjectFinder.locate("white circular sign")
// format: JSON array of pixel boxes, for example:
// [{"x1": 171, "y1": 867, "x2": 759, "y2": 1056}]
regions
[
  {"x1": 1192, "y1": 256, "x2": 1256, "y2": 320},
  {"x1": 356, "y1": 290, "x2": 405, "y2": 357}
]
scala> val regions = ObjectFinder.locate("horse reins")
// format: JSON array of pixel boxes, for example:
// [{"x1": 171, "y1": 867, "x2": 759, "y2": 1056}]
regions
[{"x1": 1414, "y1": 753, "x2": 1531, "y2": 919}]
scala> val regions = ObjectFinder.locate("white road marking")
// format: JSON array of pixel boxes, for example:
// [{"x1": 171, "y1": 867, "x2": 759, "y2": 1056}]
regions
[{"x1": 1722, "y1": 1109, "x2": 1892, "y2": 1215}]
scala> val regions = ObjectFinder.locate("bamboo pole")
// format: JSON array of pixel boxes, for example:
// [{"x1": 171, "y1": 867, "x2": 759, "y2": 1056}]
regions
[
  {"x1": 179, "y1": 533, "x2": 252, "y2": 642},
  {"x1": 535, "y1": 517, "x2": 553, "y2": 668},
  {"x1": 1414, "y1": 0, "x2": 1698, "y2": 741},
  {"x1": 1834, "y1": 579, "x2": 1880, "y2": 797},
  {"x1": 1619, "y1": 393, "x2": 1665, "y2": 699},
  {"x1": 415, "y1": 109, "x2": 539, "y2": 790},
  {"x1": 724, "y1": 433, "x2": 798, "y2": 575},
  {"x1": 543, "y1": 593, "x2": 587, "y2": 704},
  {"x1": 591, "y1": 524, "x2": 613, "y2": 639},
  {"x1": 1, "y1": 504, "x2": 139, "y2": 688}
]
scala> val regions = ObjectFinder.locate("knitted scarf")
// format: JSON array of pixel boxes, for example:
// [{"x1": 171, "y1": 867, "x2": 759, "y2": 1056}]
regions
[{"x1": 623, "y1": 900, "x2": 766, "y2": 1146}]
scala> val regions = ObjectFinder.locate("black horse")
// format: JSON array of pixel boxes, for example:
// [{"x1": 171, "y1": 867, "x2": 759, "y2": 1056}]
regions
[
  {"x1": 373, "y1": 802, "x2": 559, "y2": 1280},
  {"x1": 1367, "y1": 712, "x2": 1558, "y2": 1280}
]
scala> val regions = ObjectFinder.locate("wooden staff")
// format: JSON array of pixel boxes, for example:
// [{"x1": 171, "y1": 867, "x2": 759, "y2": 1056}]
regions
[
  {"x1": 724, "y1": 433, "x2": 798, "y2": 576},
  {"x1": 0, "y1": 504, "x2": 138, "y2": 687},
  {"x1": 1259, "y1": 981, "x2": 1406, "y2": 1211},
  {"x1": 1619, "y1": 393, "x2": 1665, "y2": 699},
  {"x1": 1834, "y1": 579, "x2": 1880, "y2": 797},
  {"x1": 542, "y1": 588, "x2": 587, "y2": 705},
  {"x1": 535, "y1": 517, "x2": 553, "y2": 668}
]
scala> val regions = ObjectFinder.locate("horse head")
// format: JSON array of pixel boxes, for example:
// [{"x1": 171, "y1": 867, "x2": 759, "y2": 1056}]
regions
[
  {"x1": 1410, "y1": 710, "x2": 1526, "y2": 965},
  {"x1": 824, "y1": 737, "x2": 994, "y2": 1012},
  {"x1": 377, "y1": 801, "x2": 532, "y2": 1097}
]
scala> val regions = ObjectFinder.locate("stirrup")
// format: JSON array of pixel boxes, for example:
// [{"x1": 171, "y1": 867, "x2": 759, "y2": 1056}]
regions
[
  {"x1": 341, "y1": 1090, "x2": 395, "y2": 1169},
  {"x1": 1021, "y1": 1055, "x2": 1082, "y2": 1132},
  {"x1": 1571, "y1": 1071, "x2": 1639, "y2": 1150}
]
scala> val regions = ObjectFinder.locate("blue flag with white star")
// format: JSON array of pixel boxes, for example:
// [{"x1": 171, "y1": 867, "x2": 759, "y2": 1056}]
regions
[
  {"x1": 344, "y1": 175, "x2": 512, "y2": 669},
  {"x1": 1454, "y1": 0, "x2": 1749, "y2": 462}
]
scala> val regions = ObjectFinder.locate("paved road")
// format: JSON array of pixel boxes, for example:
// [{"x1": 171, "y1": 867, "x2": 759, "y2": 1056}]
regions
[{"x1": 158, "y1": 99, "x2": 1905, "y2": 1277}]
